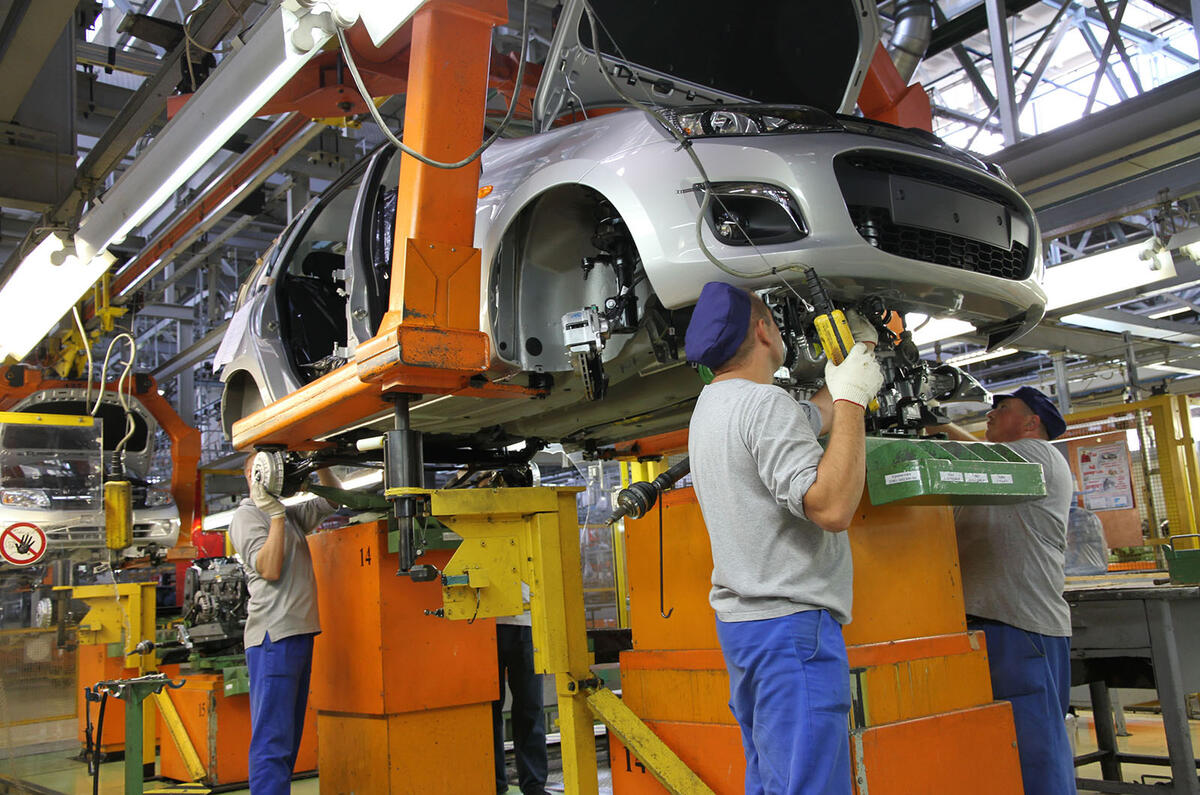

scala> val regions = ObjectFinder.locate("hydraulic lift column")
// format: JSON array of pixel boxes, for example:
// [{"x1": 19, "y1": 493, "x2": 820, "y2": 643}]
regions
[{"x1": 306, "y1": 2, "x2": 508, "y2": 792}]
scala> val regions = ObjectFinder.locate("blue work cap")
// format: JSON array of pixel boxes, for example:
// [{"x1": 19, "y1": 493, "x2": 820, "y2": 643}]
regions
[
  {"x1": 995, "y1": 386, "x2": 1067, "y2": 440},
  {"x1": 685, "y1": 282, "x2": 751, "y2": 370}
]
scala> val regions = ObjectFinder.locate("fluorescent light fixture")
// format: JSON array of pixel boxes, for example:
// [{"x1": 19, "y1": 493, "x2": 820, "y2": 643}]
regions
[
  {"x1": 908, "y1": 314, "x2": 976, "y2": 346},
  {"x1": 1135, "y1": 278, "x2": 1200, "y2": 301},
  {"x1": 945, "y1": 347, "x2": 1018, "y2": 367},
  {"x1": 74, "y1": 4, "x2": 336, "y2": 261},
  {"x1": 1060, "y1": 310, "x2": 1200, "y2": 343},
  {"x1": 1168, "y1": 228, "x2": 1200, "y2": 263},
  {"x1": 1148, "y1": 305, "x2": 1190, "y2": 320},
  {"x1": 1043, "y1": 241, "x2": 1176, "y2": 313},
  {"x1": 1148, "y1": 363, "x2": 1200, "y2": 376},
  {"x1": 200, "y1": 469, "x2": 384, "y2": 530},
  {"x1": 0, "y1": 233, "x2": 116, "y2": 361}
]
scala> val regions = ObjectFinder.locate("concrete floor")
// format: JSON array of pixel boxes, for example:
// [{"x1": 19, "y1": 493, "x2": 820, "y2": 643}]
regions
[{"x1": 1, "y1": 711, "x2": 1195, "y2": 794}]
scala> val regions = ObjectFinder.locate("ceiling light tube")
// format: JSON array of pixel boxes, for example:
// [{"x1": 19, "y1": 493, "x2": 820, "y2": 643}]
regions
[
  {"x1": 945, "y1": 347, "x2": 1018, "y2": 366},
  {"x1": 0, "y1": 233, "x2": 116, "y2": 361},
  {"x1": 1148, "y1": 363, "x2": 1200, "y2": 376},
  {"x1": 74, "y1": 3, "x2": 336, "y2": 261},
  {"x1": 1168, "y1": 228, "x2": 1200, "y2": 263},
  {"x1": 908, "y1": 314, "x2": 977, "y2": 346},
  {"x1": 1043, "y1": 241, "x2": 1177, "y2": 313},
  {"x1": 1148, "y1": 305, "x2": 1191, "y2": 320}
]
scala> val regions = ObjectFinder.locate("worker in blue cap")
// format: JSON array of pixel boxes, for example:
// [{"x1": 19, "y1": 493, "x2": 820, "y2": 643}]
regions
[
  {"x1": 933, "y1": 386, "x2": 1075, "y2": 795},
  {"x1": 685, "y1": 281, "x2": 883, "y2": 795}
]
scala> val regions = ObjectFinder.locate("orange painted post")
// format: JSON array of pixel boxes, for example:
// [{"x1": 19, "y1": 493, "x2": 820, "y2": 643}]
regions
[
  {"x1": 307, "y1": 522, "x2": 497, "y2": 792},
  {"x1": 611, "y1": 489, "x2": 1023, "y2": 794}
]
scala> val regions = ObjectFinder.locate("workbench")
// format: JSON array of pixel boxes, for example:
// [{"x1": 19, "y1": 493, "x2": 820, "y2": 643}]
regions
[{"x1": 1066, "y1": 575, "x2": 1200, "y2": 794}]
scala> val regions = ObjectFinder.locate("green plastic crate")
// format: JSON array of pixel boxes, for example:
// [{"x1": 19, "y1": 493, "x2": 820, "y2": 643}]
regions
[{"x1": 1164, "y1": 534, "x2": 1200, "y2": 584}]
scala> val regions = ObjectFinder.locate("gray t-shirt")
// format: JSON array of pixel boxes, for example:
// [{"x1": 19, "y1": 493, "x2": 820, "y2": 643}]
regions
[
  {"x1": 688, "y1": 379, "x2": 853, "y2": 624},
  {"x1": 228, "y1": 496, "x2": 335, "y2": 648},
  {"x1": 954, "y1": 438, "x2": 1073, "y2": 636}
]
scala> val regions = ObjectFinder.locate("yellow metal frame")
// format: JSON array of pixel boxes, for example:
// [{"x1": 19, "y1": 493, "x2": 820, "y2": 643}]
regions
[
  {"x1": 153, "y1": 690, "x2": 206, "y2": 783},
  {"x1": 0, "y1": 411, "x2": 93, "y2": 427},
  {"x1": 431, "y1": 486, "x2": 715, "y2": 795},
  {"x1": 63, "y1": 582, "x2": 157, "y2": 670},
  {"x1": 1065, "y1": 395, "x2": 1200, "y2": 548}
]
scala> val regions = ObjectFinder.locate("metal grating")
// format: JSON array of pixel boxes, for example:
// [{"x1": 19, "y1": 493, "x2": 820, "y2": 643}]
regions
[{"x1": 848, "y1": 205, "x2": 1031, "y2": 280}]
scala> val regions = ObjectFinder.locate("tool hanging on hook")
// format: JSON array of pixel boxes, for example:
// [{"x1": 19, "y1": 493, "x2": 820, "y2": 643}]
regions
[{"x1": 604, "y1": 458, "x2": 691, "y2": 620}]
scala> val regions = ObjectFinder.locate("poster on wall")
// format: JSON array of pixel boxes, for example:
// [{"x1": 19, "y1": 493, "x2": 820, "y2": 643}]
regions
[{"x1": 1077, "y1": 441, "x2": 1135, "y2": 511}]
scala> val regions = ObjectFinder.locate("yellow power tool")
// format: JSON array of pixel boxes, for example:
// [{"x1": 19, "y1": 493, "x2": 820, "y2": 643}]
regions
[{"x1": 803, "y1": 268, "x2": 855, "y2": 364}]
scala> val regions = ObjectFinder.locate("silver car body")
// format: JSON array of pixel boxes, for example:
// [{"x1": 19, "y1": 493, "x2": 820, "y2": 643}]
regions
[
  {"x1": 217, "y1": 0, "x2": 1045, "y2": 445},
  {"x1": 0, "y1": 388, "x2": 181, "y2": 569}
]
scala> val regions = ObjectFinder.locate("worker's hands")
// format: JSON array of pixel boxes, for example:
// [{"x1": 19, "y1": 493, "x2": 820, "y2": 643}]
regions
[
  {"x1": 825, "y1": 342, "x2": 884, "y2": 409},
  {"x1": 845, "y1": 309, "x2": 878, "y2": 348},
  {"x1": 251, "y1": 481, "x2": 286, "y2": 519}
]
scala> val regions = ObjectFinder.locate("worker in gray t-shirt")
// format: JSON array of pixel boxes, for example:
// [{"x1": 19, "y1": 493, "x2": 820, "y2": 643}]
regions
[
  {"x1": 228, "y1": 455, "x2": 340, "y2": 795},
  {"x1": 934, "y1": 386, "x2": 1074, "y2": 795},
  {"x1": 685, "y1": 281, "x2": 883, "y2": 795}
]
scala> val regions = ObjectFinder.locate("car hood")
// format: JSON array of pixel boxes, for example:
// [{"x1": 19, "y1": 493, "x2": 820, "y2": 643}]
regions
[{"x1": 533, "y1": 0, "x2": 880, "y2": 131}]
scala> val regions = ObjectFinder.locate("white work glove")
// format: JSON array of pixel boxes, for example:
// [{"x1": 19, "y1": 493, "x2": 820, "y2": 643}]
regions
[
  {"x1": 845, "y1": 309, "x2": 878, "y2": 347},
  {"x1": 825, "y1": 342, "x2": 884, "y2": 409},
  {"x1": 251, "y1": 481, "x2": 286, "y2": 519}
]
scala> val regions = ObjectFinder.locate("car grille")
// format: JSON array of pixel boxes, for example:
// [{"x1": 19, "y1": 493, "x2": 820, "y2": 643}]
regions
[
  {"x1": 47, "y1": 524, "x2": 170, "y2": 545},
  {"x1": 835, "y1": 152, "x2": 1034, "y2": 281},
  {"x1": 847, "y1": 206, "x2": 1031, "y2": 281}
]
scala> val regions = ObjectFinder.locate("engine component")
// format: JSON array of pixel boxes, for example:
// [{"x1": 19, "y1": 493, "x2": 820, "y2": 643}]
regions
[
  {"x1": 761, "y1": 289, "x2": 991, "y2": 434},
  {"x1": 179, "y1": 556, "x2": 249, "y2": 656}
]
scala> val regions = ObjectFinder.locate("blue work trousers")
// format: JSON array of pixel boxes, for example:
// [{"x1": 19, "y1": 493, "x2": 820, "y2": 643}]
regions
[
  {"x1": 245, "y1": 631, "x2": 314, "y2": 795},
  {"x1": 716, "y1": 610, "x2": 852, "y2": 795},
  {"x1": 493, "y1": 624, "x2": 548, "y2": 794},
  {"x1": 970, "y1": 618, "x2": 1074, "y2": 795}
]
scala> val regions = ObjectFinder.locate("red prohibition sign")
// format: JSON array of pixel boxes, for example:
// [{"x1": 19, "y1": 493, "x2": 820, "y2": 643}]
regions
[{"x1": 1, "y1": 522, "x2": 47, "y2": 566}]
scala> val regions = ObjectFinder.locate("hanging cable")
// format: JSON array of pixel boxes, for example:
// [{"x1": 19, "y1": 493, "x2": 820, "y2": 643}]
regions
[
  {"x1": 336, "y1": 0, "x2": 531, "y2": 170},
  {"x1": 90, "y1": 333, "x2": 138, "y2": 453},
  {"x1": 73, "y1": 307, "x2": 95, "y2": 408},
  {"x1": 579, "y1": 1, "x2": 810, "y2": 288}
]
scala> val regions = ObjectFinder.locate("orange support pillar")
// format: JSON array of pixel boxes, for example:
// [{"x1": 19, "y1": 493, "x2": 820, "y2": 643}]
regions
[
  {"x1": 308, "y1": 522, "x2": 497, "y2": 792},
  {"x1": 229, "y1": 0, "x2": 545, "y2": 453},
  {"x1": 362, "y1": 0, "x2": 509, "y2": 392},
  {"x1": 610, "y1": 489, "x2": 1023, "y2": 794}
]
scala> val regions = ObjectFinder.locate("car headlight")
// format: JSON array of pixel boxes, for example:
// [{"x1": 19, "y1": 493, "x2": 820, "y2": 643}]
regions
[
  {"x1": 1, "y1": 488, "x2": 51, "y2": 508},
  {"x1": 663, "y1": 104, "x2": 839, "y2": 139},
  {"x1": 697, "y1": 182, "x2": 808, "y2": 247},
  {"x1": 138, "y1": 518, "x2": 180, "y2": 538},
  {"x1": 144, "y1": 488, "x2": 175, "y2": 508}
]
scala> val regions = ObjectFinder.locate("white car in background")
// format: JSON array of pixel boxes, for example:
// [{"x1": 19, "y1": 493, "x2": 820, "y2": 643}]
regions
[
  {"x1": 0, "y1": 388, "x2": 180, "y2": 572},
  {"x1": 217, "y1": 0, "x2": 1044, "y2": 450}
]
